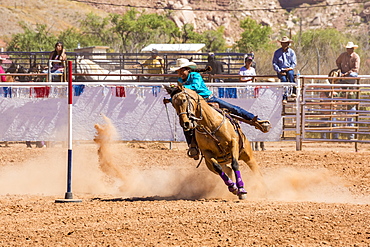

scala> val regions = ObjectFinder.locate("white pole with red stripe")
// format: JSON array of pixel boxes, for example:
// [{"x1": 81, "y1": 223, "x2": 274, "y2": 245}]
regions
[{"x1": 55, "y1": 61, "x2": 82, "y2": 203}]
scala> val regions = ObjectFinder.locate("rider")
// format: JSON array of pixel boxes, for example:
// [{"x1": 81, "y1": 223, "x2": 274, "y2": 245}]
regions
[{"x1": 164, "y1": 58, "x2": 271, "y2": 160}]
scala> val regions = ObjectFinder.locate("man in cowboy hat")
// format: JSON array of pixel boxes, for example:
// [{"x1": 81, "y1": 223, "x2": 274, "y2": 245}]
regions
[
  {"x1": 164, "y1": 58, "x2": 271, "y2": 159},
  {"x1": 336, "y1": 41, "x2": 360, "y2": 81},
  {"x1": 334, "y1": 41, "x2": 360, "y2": 140},
  {"x1": 272, "y1": 36, "x2": 297, "y2": 104}
]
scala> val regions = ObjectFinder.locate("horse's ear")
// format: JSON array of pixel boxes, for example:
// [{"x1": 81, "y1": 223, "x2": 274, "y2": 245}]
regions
[
  {"x1": 177, "y1": 82, "x2": 184, "y2": 90},
  {"x1": 163, "y1": 85, "x2": 176, "y2": 95}
]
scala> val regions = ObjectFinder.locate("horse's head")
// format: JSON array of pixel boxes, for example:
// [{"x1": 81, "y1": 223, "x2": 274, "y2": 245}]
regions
[
  {"x1": 6, "y1": 62, "x2": 17, "y2": 73},
  {"x1": 29, "y1": 63, "x2": 42, "y2": 73},
  {"x1": 328, "y1": 68, "x2": 341, "y2": 84},
  {"x1": 164, "y1": 84, "x2": 202, "y2": 131}
]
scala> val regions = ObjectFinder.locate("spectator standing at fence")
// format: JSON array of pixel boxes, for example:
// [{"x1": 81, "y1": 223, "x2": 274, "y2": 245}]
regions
[
  {"x1": 334, "y1": 41, "x2": 360, "y2": 140},
  {"x1": 205, "y1": 53, "x2": 224, "y2": 82},
  {"x1": 0, "y1": 57, "x2": 9, "y2": 147},
  {"x1": 272, "y1": 36, "x2": 297, "y2": 104},
  {"x1": 0, "y1": 57, "x2": 6, "y2": 82},
  {"x1": 239, "y1": 56, "x2": 256, "y2": 82},
  {"x1": 239, "y1": 56, "x2": 266, "y2": 150}
]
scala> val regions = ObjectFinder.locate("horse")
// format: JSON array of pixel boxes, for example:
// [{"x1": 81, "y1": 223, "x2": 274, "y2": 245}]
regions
[
  {"x1": 28, "y1": 55, "x2": 44, "y2": 82},
  {"x1": 6, "y1": 61, "x2": 29, "y2": 82},
  {"x1": 76, "y1": 58, "x2": 136, "y2": 81},
  {"x1": 164, "y1": 84, "x2": 263, "y2": 199},
  {"x1": 327, "y1": 68, "x2": 341, "y2": 84}
]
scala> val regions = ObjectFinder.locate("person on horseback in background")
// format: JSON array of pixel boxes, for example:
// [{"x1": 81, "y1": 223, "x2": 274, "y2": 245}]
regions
[
  {"x1": 336, "y1": 41, "x2": 360, "y2": 84},
  {"x1": 163, "y1": 58, "x2": 271, "y2": 160},
  {"x1": 334, "y1": 42, "x2": 360, "y2": 140}
]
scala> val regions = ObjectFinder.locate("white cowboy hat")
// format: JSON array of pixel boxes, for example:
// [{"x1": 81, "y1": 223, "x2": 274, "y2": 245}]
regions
[
  {"x1": 345, "y1": 42, "x2": 358, "y2": 49},
  {"x1": 278, "y1": 36, "x2": 293, "y2": 43},
  {"x1": 170, "y1": 58, "x2": 197, "y2": 71}
]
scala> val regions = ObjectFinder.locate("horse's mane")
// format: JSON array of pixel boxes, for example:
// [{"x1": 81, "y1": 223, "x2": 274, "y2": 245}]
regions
[{"x1": 169, "y1": 87, "x2": 183, "y2": 98}]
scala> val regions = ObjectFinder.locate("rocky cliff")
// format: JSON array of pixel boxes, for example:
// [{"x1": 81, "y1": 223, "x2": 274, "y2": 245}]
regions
[{"x1": 0, "y1": 0, "x2": 367, "y2": 47}]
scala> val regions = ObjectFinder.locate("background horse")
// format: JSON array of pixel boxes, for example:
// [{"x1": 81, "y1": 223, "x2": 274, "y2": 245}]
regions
[
  {"x1": 165, "y1": 84, "x2": 263, "y2": 199},
  {"x1": 76, "y1": 58, "x2": 136, "y2": 81},
  {"x1": 29, "y1": 55, "x2": 44, "y2": 82},
  {"x1": 6, "y1": 61, "x2": 29, "y2": 82}
]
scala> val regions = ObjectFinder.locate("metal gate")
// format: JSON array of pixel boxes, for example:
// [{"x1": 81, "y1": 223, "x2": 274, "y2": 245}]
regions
[{"x1": 286, "y1": 76, "x2": 370, "y2": 151}]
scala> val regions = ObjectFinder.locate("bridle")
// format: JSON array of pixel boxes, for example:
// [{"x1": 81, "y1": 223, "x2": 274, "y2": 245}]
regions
[
  {"x1": 172, "y1": 89, "x2": 203, "y2": 128},
  {"x1": 171, "y1": 89, "x2": 226, "y2": 135}
]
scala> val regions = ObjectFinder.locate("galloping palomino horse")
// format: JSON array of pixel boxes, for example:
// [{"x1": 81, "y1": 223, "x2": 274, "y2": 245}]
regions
[{"x1": 164, "y1": 84, "x2": 263, "y2": 199}]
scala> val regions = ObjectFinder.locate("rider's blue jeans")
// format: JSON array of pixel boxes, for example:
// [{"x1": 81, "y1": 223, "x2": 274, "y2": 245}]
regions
[{"x1": 207, "y1": 96, "x2": 256, "y2": 121}]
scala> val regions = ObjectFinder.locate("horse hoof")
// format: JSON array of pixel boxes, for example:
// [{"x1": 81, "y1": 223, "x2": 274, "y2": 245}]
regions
[
  {"x1": 238, "y1": 188, "x2": 247, "y2": 199},
  {"x1": 238, "y1": 193, "x2": 247, "y2": 200},
  {"x1": 228, "y1": 185, "x2": 238, "y2": 195}
]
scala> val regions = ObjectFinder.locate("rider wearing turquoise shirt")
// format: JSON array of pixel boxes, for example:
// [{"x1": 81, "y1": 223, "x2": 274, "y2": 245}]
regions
[
  {"x1": 178, "y1": 72, "x2": 212, "y2": 98},
  {"x1": 177, "y1": 62, "x2": 263, "y2": 123},
  {"x1": 165, "y1": 58, "x2": 271, "y2": 160}
]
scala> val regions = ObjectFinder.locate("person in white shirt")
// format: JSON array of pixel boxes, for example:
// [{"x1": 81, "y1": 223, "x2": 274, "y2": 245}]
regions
[{"x1": 239, "y1": 56, "x2": 256, "y2": 82}]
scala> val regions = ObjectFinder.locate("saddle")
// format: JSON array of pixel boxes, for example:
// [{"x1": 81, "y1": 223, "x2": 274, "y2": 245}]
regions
[{"x1": 207, "y1": 102, "x2": 271, "y2": 133}]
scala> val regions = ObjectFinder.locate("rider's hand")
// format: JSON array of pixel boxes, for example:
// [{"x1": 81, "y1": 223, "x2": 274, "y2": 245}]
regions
[{"x1": 163, "y1": 98, "x2": 171, "y2": 104}]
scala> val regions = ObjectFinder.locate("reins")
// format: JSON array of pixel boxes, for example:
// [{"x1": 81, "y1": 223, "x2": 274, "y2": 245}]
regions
[
  {"x1": 173, "y1": 90, "x2": 203, "y2": 122},
  {"x1": 175, "y1": 90, "x2": 229, "y2": 156}
]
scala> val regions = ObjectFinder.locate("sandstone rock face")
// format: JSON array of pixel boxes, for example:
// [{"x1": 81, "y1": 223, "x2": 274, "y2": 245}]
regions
[{"x1": 0, "y1": 0, "x2": 366, "y2": 47}]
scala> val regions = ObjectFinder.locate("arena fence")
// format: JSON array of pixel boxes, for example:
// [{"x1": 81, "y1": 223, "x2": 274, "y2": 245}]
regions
[{"x1": 296, "y1": 76, "x2": 370, "y2": 151}]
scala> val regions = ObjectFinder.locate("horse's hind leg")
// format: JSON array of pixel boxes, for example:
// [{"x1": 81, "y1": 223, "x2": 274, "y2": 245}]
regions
[{"x1": 230, "y1": 157, "x2": 248, "y2": 199}]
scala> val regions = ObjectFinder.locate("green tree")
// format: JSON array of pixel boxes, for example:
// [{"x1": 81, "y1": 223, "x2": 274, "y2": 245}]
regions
[
  {"x1": 200, "y1": 26, "x2": 226, "y2": 52},
  {"x1": 57, "y1": 28, "x2": 98, "y2": 51},
  {"x1": 294, "y1": 28, "x2": 357, "y2": 74},
  {"x1": 7, "y1": 23, "x2": 57, "y2": 52},
  {"x1": 110, "y1": 9, "x2": 180, "y2": 52},
  {"x1": 177, "y1": 24, "x2": 203, "y2": 44},
  {"x1": 80, "y1": 12, "x2": 115, "y2": 48},
  {"x1": 234, "y1": 17, "x2": 273, "y2": 53}
]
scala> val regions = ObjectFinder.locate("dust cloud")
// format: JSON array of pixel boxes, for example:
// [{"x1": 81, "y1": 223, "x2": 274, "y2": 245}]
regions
[
  {"x1": 92, "y1": 115, "x2": 227, "y2": 199},
  {"x1": 0, "y1": 115, "x2": 367, "y2": 204},
  {"x1": 247, "y1": 167, "x2": 369, "y2": 204}
]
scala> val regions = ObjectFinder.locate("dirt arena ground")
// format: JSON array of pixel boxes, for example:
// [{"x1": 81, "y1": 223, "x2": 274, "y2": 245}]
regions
[{"x1": 0, "y1": 139, "x2": 369, "y2": 246}]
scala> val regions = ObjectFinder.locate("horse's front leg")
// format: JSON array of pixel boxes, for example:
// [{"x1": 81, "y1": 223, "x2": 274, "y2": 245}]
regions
[{"x1": 209, "y1": 158, "x2": 238, "y2": 195}]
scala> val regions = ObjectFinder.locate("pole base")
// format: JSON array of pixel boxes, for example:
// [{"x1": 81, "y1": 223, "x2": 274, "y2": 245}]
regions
[
  {"x1": 55, "y1": 198, "x2": 82, "y2": 203},
  {"x1": 55, "y1": 192, "x2": 82, "y2": 203}
]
